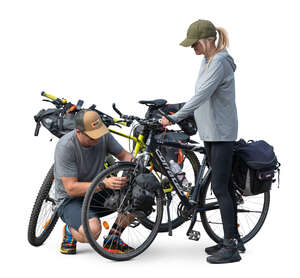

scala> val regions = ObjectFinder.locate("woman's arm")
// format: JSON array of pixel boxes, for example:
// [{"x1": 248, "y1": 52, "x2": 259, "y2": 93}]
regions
[{"x1": 170, "y1": 60, "x2": 225, "y2": 123}]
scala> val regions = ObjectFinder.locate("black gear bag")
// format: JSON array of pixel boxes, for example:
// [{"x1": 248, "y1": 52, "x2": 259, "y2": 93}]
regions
[
  {"x1": 232, "y1": 139, "x2": 281, "y2": 196},
  {"x1": 34, "y1": 108, "x2": 76, "y2": 138},
  {"x1": 131, "y1": 173, "x2": 160, "y2": 217},
  {"x1": 145, "y1": 102, "x2": 197, "y2": 136}
]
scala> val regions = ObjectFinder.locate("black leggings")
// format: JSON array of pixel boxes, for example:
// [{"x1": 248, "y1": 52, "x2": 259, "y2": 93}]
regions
[{"x1": 204, "y1": 141, "x2": 238, "y2": 239}]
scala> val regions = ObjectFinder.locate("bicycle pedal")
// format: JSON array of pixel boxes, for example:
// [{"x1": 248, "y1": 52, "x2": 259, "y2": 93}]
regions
[{"x1": 188, "y1": 230, "x2": 201, "y2": 241}]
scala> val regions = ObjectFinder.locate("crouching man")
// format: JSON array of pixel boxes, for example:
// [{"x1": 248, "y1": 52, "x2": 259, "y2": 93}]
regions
[{"x1": 54, "y1": 109, "x2": 134, "y2": 254}]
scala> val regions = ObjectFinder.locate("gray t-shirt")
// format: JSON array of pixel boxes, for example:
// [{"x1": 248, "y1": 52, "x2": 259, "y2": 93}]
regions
[{"x1": 54, "y1": 130, "x2": 123, "y2": 202}]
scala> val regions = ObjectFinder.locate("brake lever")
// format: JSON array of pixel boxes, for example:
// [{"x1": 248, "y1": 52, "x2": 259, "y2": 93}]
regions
[{"x1": 42, "y1": 99, "x2": 53, "y2": 104}]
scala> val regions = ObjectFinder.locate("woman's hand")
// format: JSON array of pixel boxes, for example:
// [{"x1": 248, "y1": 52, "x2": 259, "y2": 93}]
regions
[
  {"x1": 103, "y1": 177, "x2": 127, "y2": 190},
  {"x1": 160, "y1": 116, "x2": 171, "y2": 128}
]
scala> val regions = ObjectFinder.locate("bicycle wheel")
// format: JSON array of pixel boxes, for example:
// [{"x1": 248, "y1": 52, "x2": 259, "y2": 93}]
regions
[
  {"x1": 140, "y1": 150, "x2": 200, "y2": 232},
  {"x1": 82, "y1": 162, "x2": 163, "y2": 261},
  {"x1": 28, "y1": 165, "x2": 59, "y2": 246},
  {"x1": 200, "y1": 180, "x2": 270, "y2": 243}
]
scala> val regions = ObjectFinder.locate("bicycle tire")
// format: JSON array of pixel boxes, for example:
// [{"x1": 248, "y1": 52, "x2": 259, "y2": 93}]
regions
[
  {"x1": 140, "y1": 150, "x2": 200, "y2": 232},
  {"x1": 82, "y1": 162, "x2": 163, "y2": 261},
  {"x1": 199, "y1": 180, "x2": 270, "y2": 244},
  {"x1": 28, "y1": 165, "x2": 59, "y2": 246}
]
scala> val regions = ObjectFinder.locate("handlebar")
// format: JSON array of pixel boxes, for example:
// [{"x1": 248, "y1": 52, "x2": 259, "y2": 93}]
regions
[
  {"x1": 38, "y1": 93, "x2": 161, "y2": 130},
  {"x1": 40, "y1": 91, "x2": 85, "y2": 114},
  {"x1": 112, "y1": 103, "x2": 163, "y2": 129}
]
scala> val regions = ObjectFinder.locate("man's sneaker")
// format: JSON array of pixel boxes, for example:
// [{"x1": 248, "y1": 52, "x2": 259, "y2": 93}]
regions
[
  {"x1": 60, "y1": 225, "x2": 77, "y2": 255},
  {"x1": 206, "y1": 238, "x2": 242, "y2": 264},
  {"x1": 103, "y1": 235, "x2": 135, "y2": 254},
  {"x1": 205, "y1": 238, "x2": 246, "y2": 255}
]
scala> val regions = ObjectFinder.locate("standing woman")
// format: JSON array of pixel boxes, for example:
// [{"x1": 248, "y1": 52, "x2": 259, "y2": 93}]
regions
[{"x1": 161, "y1": 19, "x2": 245, "y2": 264}]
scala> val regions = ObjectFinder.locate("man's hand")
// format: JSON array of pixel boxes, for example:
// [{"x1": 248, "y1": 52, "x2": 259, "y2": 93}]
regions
[{"x1": 103, "y1": 177, "x2": 127, "y2": 190}]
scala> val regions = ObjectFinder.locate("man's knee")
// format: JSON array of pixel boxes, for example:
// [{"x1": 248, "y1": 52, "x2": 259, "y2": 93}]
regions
[
  {"x1": 77, "y1": 217, "x2": 101, "y2": 242},
  {"x1": 89, "y1": 217, "x2": 101, "y2": 240}
]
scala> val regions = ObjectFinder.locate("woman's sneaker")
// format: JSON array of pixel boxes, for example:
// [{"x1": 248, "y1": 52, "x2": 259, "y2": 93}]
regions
[
  {"x1": 60, "y1": 225, "x2": 77, "y2": 255},
  {"x1": 103, "y1": 235, "x2": 134, "y2": 254},
  {"x1": 205, "y1": 238, "x2": 246, "y2": 255},
  {"x1": 206, "y1": 238, "x2": 242, "y2": 264}
]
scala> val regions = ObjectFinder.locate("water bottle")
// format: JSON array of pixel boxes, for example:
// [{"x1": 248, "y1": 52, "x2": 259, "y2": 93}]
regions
[{"x1": 169, "y1": 160, "x2": 190, "y2": 191}]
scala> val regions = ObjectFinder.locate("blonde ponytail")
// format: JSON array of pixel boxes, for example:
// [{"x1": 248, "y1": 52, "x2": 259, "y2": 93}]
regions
[
  {"x1": 203, "y1": 27, "x2": 229, "y2": 70},
  {"x1": 216, "y1": 27, "x2": 229, "y2": 52}
]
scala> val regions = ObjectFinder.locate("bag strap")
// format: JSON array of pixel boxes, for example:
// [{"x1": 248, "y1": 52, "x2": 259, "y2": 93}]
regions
[
  {"x1": 276, "y1": 162, "x2": 281, "y2": 188},
  {"x1": 33, "y1": 108, "x2": 63, "y2": 136}
]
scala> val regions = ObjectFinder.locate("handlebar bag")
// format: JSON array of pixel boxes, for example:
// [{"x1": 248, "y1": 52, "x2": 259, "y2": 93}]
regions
[{"x1": 34, "y1": 108, "x2": 75, "y2": 138}]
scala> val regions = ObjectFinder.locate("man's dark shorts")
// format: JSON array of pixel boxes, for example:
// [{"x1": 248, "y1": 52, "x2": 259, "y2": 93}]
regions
[{"x1": 57, "y1": 189, "x2": 114, "y2": 231}]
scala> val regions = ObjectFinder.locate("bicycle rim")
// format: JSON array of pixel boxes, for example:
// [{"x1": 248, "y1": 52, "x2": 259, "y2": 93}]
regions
[
  {"x1": 82, "y1": 163, "x2": 163, "y2": 261},
  {"x1": 200, "y1": 182, "x2": 270, "y2": 243},
  {"x1": 28, "y1": 166, "x2": 59, "y2": 246}
]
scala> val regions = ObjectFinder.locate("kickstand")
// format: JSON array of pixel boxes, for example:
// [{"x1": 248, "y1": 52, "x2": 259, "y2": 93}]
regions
[{"x1": 166, "y1": 192, "x2": 172, "y2": 236}]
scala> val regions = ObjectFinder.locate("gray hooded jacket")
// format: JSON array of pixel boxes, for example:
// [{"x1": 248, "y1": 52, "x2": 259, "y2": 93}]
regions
[{"x1": 170, "y1": 50, "x2": 238, "y2": 142}]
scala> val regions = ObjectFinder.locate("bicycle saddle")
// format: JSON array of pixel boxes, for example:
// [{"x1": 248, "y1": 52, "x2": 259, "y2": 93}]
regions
[{"x1": 139, "y1": 99, "x2": 167, "y2": 107}]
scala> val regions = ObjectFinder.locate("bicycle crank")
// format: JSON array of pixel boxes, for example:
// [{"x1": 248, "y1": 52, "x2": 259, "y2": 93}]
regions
[{"x1": 177, "y1": 202, "x2": 193, "y2": 220}]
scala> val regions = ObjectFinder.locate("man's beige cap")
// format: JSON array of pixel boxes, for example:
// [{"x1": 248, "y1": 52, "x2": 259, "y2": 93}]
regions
[{"x1": 75, "y1": 110, "x2": 109, "y2": 139}]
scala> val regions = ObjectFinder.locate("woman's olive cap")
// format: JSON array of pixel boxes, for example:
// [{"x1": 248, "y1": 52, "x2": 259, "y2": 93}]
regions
[{"x1": 180, "y1": 19, "x2": 217, "y2": 47}]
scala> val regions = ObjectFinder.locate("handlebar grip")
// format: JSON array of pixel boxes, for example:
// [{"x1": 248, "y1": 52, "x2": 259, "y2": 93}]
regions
[
  {"x1": 41, "y1": 91, "x2": 68, "y2": 104},
  {"x1": 41, "y1": 91, "x2": 57, "y2": 101}
]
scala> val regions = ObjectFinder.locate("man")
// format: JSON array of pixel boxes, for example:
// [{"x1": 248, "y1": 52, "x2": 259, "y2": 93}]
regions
[{"x1": 54, "y1": 109, "x2": 134, "y2": 254}]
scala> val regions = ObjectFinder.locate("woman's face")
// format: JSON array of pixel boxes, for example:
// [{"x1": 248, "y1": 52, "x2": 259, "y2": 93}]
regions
[{"x1": 191, "y1": 41, "x2": 203, "y2": 55}]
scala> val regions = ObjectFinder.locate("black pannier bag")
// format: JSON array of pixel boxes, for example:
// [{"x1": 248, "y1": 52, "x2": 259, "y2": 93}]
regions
[
  {"x1": 145, "y1": 102, "x2": 197, "y2": 136},
  {"x1": 232, "y1": 139, "x2": 280, "y2": 196},
  {"x1": 104, "y1": 172, "x2": 160, "y2": 217},
  {"x1": 34, "y1": 108, "x2": 76, "y2": 138}
]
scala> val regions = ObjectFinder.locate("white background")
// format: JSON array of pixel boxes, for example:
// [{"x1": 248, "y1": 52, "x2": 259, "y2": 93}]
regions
[{"x1": 0, "y1": 0, "x2": 299, "y2": 276}]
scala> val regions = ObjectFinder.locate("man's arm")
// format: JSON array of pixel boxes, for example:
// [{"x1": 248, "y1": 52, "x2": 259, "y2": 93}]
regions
[
  {"x1": 61, "y1": 177, "x2": 91, "y2": 197},
  {"x1": 115, "y1": 149, "x2": 134, "y2": 162},
  {"x1": 62, "y1": 175, "x2": 128, "y2": 197}
]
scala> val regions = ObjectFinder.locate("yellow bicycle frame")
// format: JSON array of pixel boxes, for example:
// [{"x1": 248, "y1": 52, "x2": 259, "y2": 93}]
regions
[{"x1": 41, "y1": 92, "x2": 173, "y2": 193}]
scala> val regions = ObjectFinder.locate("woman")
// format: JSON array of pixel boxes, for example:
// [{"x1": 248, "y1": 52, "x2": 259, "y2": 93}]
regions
[{"x1": 161, "y1": 19, "x2": 244, "y2": 264}]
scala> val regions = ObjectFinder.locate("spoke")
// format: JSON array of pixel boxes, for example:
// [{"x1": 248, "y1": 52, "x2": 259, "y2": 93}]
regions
[
  {"x1": 208, "y1": 221, "x2": 222, "y2": 225},
  {"x1": 238, "y1": 208, "x2": 262, "y2": 213}
]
